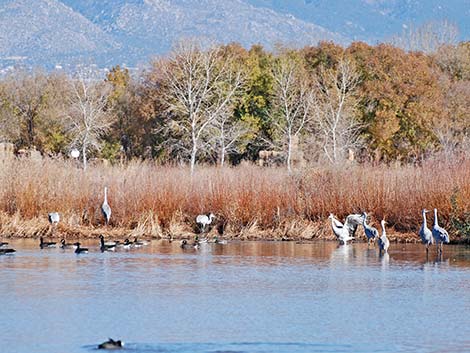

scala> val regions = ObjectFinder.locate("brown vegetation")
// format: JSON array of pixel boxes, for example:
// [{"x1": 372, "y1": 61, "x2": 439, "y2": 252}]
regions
[{"x1": 1, "y1": 157, "x2": 469, "y2": 242}]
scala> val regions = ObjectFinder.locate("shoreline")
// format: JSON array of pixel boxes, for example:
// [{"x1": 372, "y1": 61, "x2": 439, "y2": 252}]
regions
[{"x1": 1, "y1": 216, "x2": 468, "y2": 244}]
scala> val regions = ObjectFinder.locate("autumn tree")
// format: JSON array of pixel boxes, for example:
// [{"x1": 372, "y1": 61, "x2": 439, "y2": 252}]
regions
[
  {"x1": 270, "y1": 49, "x2": 313, "y2": 172},
  {"x1": 311, "y1": 56, "x2": 362, "y2": 164},
  {"x1": 350, "y1": 43, "x2": 443, "y2": 161},
  {"x1": 157, "y1": 39, "x2": 243, "y2": 174}
]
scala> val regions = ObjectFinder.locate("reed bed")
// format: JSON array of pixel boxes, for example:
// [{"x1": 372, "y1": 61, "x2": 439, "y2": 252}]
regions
[{"x1": 1, "y1": 157, "x2": 469, "y2": 241}]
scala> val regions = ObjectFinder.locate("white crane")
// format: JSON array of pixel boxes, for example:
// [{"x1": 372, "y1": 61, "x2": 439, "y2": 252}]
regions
[
  {"x1": 196, "y1": 213, "x2": 216, "y2": 233},
  {"x1": 101, "y1": 187, "x2": 112, "y2": 226},
  {"x1": 48, "y1": 212, "x2": 60, "y2": 236},
  {"x1": 362, "y1": 212, "x2": 379, "y2": 246},
  {"x1": 328, "y1": 213, "x2": 363, "y2": 245},
  {"x1": 419, "y1": 209, "x2": 433, "y2": 254},
  {"x1": 377, "y1": 219, "x2": 390, "y2": 255},
  {"x1": 48, "y1": 212, "x2": 60, "y2": 225},
  {"x1": 432, "y1": 208, "x2": 450, "y2": 254}
]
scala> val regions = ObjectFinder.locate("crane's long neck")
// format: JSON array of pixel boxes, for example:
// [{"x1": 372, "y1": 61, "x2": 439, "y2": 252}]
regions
[
  {"x1": 433, "y1": 209, "x2": 438, "y2": 226},
  {"x1": 422, "y1": 212, "x2": 428, "y2": 228},
  {"x1": 104, "y1": 187, "x2": 108, "y2": 203},
  {"x1": 381, "y1": 221, "x2": 386, "y2": 236},
  {"x1": 330, "y1": 217, "x2": 339, "y2": 231}
]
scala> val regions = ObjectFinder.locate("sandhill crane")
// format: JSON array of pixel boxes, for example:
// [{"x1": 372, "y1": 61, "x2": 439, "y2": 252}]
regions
[
  {"x1": 419, "y1": 209, "x2": 433, "y2": 254},
  {"x1": 196, "y1": 213, "x2": 215, "y2": 233},
  {"x1": 328, "y1": 213, "x2": 363, "y2": 245},
  {"x1": 48, "y1": 212, "x2": 60, "y2": 225},
  {"x1": 101, "y1": 187, "x2": 112, "y2": 226},
  {"x1": 48, "y1": 212, "x2": 60, "y2": 236},
  {"x1": 362, "y1": 212, "x2": 379, "y2": 246},
  {"x1": 432, "y1": 208, "x2": 450, "y2": 254},
  {"x1": 377, "y1": 219, "x2": 390, "y2": 255}
]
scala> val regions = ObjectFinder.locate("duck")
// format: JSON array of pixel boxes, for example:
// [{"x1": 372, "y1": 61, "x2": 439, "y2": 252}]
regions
[
  {"x1": 213, "y1": 235, "x2": 227, "y2": 244},
  {"x1": 0, "y1": 241, "x2": 9, "y2": 247},
  {"x1": 133, "y1": 237, "x2": 149, "y2": 247},
  {"x1": 98, "y1": 338, "x2": 123, "y2": 350},
  {"x1": 74, "y1": 242, "x2": 88, "y2": 254},
  {"x1": 180, "y1": 239, "x2": 188, "y2": 249},
  {"x1": 60, "y1": 239, "x2": 75, "y2": 249},
  {"x1": 39, "y1": 236, "x2": 57, "y2": 249},
  {"x1": 122, "y1": 238, "x2": 132, "y2": 249},
  {"x1": 0, "y1": 248, "x2": 16, "y2": 255},
  {"x1": 99, "y1": 235, "x2": 116, "y2": 252}
]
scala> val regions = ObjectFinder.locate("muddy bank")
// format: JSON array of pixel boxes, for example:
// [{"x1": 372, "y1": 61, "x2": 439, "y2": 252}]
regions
[{"x1": 1, "y1": 214, "x2": 468, "y2": 244}]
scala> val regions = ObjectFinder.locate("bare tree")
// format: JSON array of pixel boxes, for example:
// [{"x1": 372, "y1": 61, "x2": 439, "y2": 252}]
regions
[
  {"x1": 66, "y1": 76, "x2": 115, "y2": 170},
  {"x1": 392, "y1": 20, "x2": 459, "y2": 54},
  {"x1": 157, "y1": 39, "x2": 243, "y2": 174},
  {"x1": 312, "y1": 57, "x2": 362, "y2": 164},
  {"x1": 209, "y1": 105, "x2": 255, "y2": 166},
  {"x1": 270, "y1": 50, "x2": 313, "y2": 173}
]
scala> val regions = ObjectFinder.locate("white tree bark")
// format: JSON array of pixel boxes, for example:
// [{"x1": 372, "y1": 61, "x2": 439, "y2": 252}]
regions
[
  {"x1": 271, "y1": 52, "x2": 313, "y2": 173},
  {"x1": 159, "y1": 40, "x2": 243, "y2": 174},
  {"x1": 313, "y1": 57, "x2": 362, "y2": 164},
  {"x1": 66, "y1": 75, "x2": 115, "y2": 170}
]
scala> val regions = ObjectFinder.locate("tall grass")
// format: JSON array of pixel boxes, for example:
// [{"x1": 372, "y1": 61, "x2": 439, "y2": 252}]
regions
[{"x1": 1, "y1": 157, "x2": 469, "y2": 240}]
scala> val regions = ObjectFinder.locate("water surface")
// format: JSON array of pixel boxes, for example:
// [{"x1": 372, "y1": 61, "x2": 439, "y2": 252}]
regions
[{"x1": 1, "y1": 239, "x2": 469, "y2": 353}]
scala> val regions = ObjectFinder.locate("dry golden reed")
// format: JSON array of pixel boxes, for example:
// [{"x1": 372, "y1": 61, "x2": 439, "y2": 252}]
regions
[{"x1": 1, "y1": 157, "x2": 469, "y2": 240}]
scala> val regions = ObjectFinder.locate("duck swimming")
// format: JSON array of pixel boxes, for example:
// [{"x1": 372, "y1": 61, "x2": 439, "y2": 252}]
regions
[
  {"x1": 98, "y1": 338, "x2": 123, "y2": 350},
  {"x1": 99, "y1": 235, "x2": 116, "y2": 252},
  {"x1": 60, "y1": 239, "x2": 75, "y2": 249},
  {"x1": 39, "y1": 237, "x2": 57, "y2": 249},
  {"x1": 0, "y1": 248, "x2": 16, "y2": 255},
  {"x1": 74, "y1": 242, "x2": 88, "y2": 254}
]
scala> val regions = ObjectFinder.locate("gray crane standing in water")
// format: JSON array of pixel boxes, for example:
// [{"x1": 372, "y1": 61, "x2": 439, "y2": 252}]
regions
[
  {"x1": 432, "y1": 208, "x2": 450, "y2": 255},
  {"x1": 419, "y1": 209, "x2": 433, "y2": 254},
  {"x1": 362, "y1": 212, "x2": 379, "y2": 246},
  {"x1": 328, "y1": 213, "x2": 363, "y2": 245},
  {"x1": 101, "y1": 187, "x2": 111, "y2": 226},
  {"x1": 378, "y1": 219, "x2": 390, "y2": 255}
]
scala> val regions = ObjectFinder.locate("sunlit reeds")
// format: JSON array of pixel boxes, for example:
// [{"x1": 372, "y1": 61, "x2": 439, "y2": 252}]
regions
[{"x1": 1, "y1": 156, "x2": 469, "y2": 240}]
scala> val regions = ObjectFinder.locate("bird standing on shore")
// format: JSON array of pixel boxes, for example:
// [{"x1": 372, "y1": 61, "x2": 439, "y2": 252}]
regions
[
  {"x1": 378, "y1": 219, "x2": 390, "y2": 255},
  {"x1": 432, "y1": 208, "x2": 450, "y2": 255},
  {"x1": 101, "y1": 187, "x2": 112, "y2": 226},
  {"x1": 362, "y1": 212, "x2": 379, "y2": 246},
  {"x1": 196, "y1": 213, "x2": 215, "y2": 233},
  {"x1": 48, "y1": 212, "x2": 60, "y2": 236},
  {"x1": 328, "y1": 213, "x2": 363, "y2": 245},
  {"x1": 419, "y1": 209, "x2": 433, "y2": 254}
]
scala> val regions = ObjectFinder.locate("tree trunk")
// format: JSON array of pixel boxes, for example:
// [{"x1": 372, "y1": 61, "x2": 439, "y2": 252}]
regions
[
  {"x1": 287, "y1": 131, "x2": 292, "y2": 174},
  {"x1": 82, "y1": 143, "x2": 87, "y2": 171}
]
